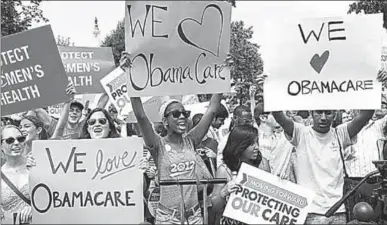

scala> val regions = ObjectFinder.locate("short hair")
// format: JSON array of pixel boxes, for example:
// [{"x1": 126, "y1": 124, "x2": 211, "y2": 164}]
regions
[
  {"x1": 214, "y1": 104, "x2": 229, "y2": 119},
  {"x1": 192, "y1": 113, "x2": 204, "y2": 128},
  {"x1": 233, "y1": 105, "x2": 250, "y2": 118}
]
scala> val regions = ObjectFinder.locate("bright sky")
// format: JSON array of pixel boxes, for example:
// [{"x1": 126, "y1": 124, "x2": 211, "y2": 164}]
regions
[{"x1": 32, "y1": 1, "x2": 355, "y2": 47}]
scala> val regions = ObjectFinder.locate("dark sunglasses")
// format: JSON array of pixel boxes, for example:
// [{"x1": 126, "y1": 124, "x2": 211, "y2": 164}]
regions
[
  {"x1": 2, "y1": 136, "x2": 26, "y2": 144},
  {"x1": 165, "y1": 110, "x2": 191, "y2": 119},
  {"x1": 87, "y1": 118, "x2": 107, "y2": 126}
]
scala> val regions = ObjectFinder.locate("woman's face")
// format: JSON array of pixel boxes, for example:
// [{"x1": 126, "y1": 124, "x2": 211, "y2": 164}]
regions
[
  {"x1": 20, "y1": 119, "x2": 41, "y2": 142},
  {"x1": 87, "y1": 111, "x2": 110, "y2": 139},
  {"x1": 241, "y1": 138, "x2": 259, "y2": 161},
  {"x1": 164, "y1": 103, "x2": 190, "y2": 134},
  {"x1": 1, "y1": 127, "x2": 26, "y2": 157}
]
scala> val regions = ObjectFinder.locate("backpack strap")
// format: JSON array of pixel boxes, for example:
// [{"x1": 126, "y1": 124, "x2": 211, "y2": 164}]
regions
[
  {"x1": 1, "y1": 172, "x2": 31, "y2": 206},
  {"x1": 335, "y1": 128, "x2": 349, "y2": 178}
]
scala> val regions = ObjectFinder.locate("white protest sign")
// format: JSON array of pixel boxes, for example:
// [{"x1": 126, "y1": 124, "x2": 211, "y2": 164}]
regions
[
  {"x1": 30, "y1": 138, "x2": 144, "y2": 224},
  {"x1": 125, "y1": 1, "x2": 231, "y2": 97},
  {"x1": 48, "y1": 103, "x2": 64, "y2": 118},
  {"x1": 223, "y1": 163, "x2": 315, "y2": 225},
  {"x1": 263, "y1": 14, "x2": 383, "y2": 111}
]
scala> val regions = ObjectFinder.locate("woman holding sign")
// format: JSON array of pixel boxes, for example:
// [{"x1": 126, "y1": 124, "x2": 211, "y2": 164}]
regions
[
  {"x1": 122, "y1": 52, "x2": 230, "y2": 225},
  {"x1": 212, "y1": 124, "x2": 270, "y2": 225},
  {"x1": 1, "y1": 125, "x2": 31, "y2": 224}
]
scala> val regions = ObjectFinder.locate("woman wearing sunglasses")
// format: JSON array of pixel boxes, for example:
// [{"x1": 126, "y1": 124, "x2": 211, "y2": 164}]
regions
[
  {"x1": 1, "y1": 125, "x2": 32, "y2": 224},
  {"x1": 121, "y1": 52, "x2": 228, "y2": 224},
  {"x1": 80, "y1": 108, "x2": 120, "y2": 139}
]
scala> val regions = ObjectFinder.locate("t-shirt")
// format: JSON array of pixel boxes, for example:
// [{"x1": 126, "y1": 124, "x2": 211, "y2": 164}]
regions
[
  {"x1": 147, "y1": 135, "x2": 212, "y2": 211},
  {"x1": 286, "y1": 122, "x2": 354, "y2": 214},
  {"x1": 47, "y1": 119, "x2": 84, "y2": 139}
]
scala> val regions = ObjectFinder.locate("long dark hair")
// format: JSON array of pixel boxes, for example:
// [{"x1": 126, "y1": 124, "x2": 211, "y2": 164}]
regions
[
  {"x1": 21, "y1": 116, "x2": 48, "y2": 140},
  {"x1": 80, "y1": 108, "x2": 120, "y2": 139},
  {"x1": 222, "y1": 124, "x2": 261, "y2": 172}
]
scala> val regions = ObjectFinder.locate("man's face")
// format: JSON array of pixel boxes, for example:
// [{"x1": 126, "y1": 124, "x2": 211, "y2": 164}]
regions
[
  {"x1": 311, "y1": 110, "x2": 335, "y2": 133},
  {"x1": 212, "y1": 117, "x2": 225, "y2": 129},
  {"x1": 68, "y1": 106, "x2": 82, "y2": 124},
  {"x1": 374, "y1": 103, "x2": 387, "y2": 120},
  {"x1": 342, "y1": 112, "x2": 353, "y2": 123},
  {"x1": 234, "y1": 111, "x2": 253, "y2": 126}
]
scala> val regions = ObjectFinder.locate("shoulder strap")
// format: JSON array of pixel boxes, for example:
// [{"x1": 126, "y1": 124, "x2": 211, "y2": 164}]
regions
[
  {"x1": 1, "y1": 172, "x2": 31, "y2": 206},
  {"x1": 335, "y1": 128, "x2": 349, "y2": 178}
]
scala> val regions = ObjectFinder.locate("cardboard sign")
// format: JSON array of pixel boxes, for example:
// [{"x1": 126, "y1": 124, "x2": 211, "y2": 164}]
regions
[
  {"x1": 1, "y1": 25, "x2": 70, "y2": 116},
  {"x1": 263, "y1": 14, "x2": 383, "y2": 111},
  {"x1": 48, "y1": 103, "x2": 64, "y2": 119},
  {"x1": 58, "y1": 46, "x2": 115, "y2": 94},
  {"x1": 223, "y1": 163, "x2": 315, "y2": 225},
  {"x1": 101, "y1": 68, "x2": 182, "y2": 121},
  {"x1": 125, "y1": 1, "x2": 232, "y2": 97},
  {"x1": 30, "y1": 138, "x2": 144, "y2": 224}
]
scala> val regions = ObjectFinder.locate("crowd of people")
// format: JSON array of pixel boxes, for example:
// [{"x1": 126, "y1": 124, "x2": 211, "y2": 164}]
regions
[{"x1": 2, "y1": 27, "x2": 387, "y2": 225}]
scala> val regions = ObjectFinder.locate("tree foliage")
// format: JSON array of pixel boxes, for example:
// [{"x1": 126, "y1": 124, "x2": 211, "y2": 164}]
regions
[
  {"x1": 56, "y1": 35, "x2": 74, "y2": 47},
  {"x1": 348, "y1": 0, "x2": 387, "y2": 29},
  {"x1": 101, "y1": 20, "x2": 125, "y2": 67},
  {"x1": 1, "y1": 0, "x2": 48, "y2": 36}
]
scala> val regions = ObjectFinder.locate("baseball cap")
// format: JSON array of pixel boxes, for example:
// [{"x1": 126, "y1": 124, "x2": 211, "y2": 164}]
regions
[{"x1": 70, "y1": 101, "x2": 84, "y2": 111}]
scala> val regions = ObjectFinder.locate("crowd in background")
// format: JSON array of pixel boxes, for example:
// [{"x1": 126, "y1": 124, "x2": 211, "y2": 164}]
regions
[{"x1": 1, "y1": 52, "x2": 387, "y2": 225}]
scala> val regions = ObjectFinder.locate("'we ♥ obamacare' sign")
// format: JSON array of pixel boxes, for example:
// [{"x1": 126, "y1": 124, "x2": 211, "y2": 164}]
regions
[
  {"x1": 125, "y1": 1, "x2": 232, "y2": 97},
  {"x1": 263, "y1": 14, "x2": 383, "y2": 111}
]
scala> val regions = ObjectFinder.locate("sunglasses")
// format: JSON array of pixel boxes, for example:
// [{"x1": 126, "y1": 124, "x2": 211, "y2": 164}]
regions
[
  {"x1": 165, "y1": 110, "x2": 191, "y2": 119},
  {"x1": 87, "y1": 118, "x2": 107, "y2": 126},
  {"x1": 315, "y1": 110, "x2": 333, "y2": 115},
  {"x1": 2, "y1": 136, "x2": 26, "y2": 145}
]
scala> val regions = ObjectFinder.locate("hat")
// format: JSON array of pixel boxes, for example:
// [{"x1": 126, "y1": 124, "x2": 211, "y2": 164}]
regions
[
  {"x1": 159, "y1": 99, "x2": 181, "y2": 120},
  {"x1": 70, "y1": 101, "x2": 84, "y2": 111}
]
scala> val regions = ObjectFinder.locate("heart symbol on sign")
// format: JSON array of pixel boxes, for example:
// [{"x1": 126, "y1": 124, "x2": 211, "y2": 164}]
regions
[
  {"x1": 177, "y1": 4, "x2": 224, "y2": 57},
  {"x1": 310, "y1": 50, "x2": 330, "y2": 74}
]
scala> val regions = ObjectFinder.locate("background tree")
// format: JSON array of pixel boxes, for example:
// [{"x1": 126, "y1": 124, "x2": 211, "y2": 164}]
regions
[
  {"x1": 348, "y1": 0, "x2": 387, "y2": 29},
  {"x1": 101, "y1": 20, "x2": 125, "y2": 66},
  {"x1": 56, "y1": 35, "x2": 74, "y2": 47},
  {"x1": 1, "y1": 0, "x2": 48, "y2": 36}
]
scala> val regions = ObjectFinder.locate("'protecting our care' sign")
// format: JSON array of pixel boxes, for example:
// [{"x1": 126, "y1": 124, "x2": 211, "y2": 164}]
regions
[
  {"x1": 101, "y1": 67, "x2": 181, "y2": 121},
  {"x1": 223, "y1": 163, "x2": 315, "y2": 225},
  {"x1": 58, "y1": 46, "x2": 115, "y2": 94},
  {"x1": 30, "y1": 138, "x2": 144, "y2": 224},
  {"x1": 1, "y1": 25, "x2": 70, "y2": 116},
  {"x1": 125, "y1": 1, "x2": 232, "y2": 97},
  {"x1": 263, "y1": 14, "x2": 383, "y2": 111}
]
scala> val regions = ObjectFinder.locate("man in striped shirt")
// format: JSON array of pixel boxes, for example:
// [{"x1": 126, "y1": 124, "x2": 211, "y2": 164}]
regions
[{"x1": 345, "y1": 100, "x2": 387, "y2": 177}]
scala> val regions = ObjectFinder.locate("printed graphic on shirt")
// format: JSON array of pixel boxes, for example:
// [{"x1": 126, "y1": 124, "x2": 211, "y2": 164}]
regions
[{"x1": 169, "y1": 160, "x2": 195, "y2": 178}]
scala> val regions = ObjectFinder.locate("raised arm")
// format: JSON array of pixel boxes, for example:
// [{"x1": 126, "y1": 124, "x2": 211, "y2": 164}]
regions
[
  {"x1": 347, "y1": 110, "x2": 374, "y2": 139},
  {"x1": 130, "y1": 97, "x2": 158, "y2": 148},
  {"x1": 188, "y1": 94, "x2": 222, "y2": 147},
  {"x1": 96, "y1": 93, "x2": 109, "y2": 109},
  {"x1": 51, "y1": 82, "x2": 76, "y2": 139},
  {"x1": 249, "y1": 85, "x2": 257, "y2": 119},
  {"x1": 34, "y1": 108, "x2": 53, "y2": 128},
  {"x1": 272, "y1": 111, "x2": 295, "y2": 138}
]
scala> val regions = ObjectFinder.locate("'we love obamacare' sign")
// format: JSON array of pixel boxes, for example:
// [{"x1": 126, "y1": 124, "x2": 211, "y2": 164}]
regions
[
  {"x1": 125, "y1": 1, "x2": 232, "y2": 97},
  {"x1": 263, "y1": 14, "x2": 383, "y2": 111}
]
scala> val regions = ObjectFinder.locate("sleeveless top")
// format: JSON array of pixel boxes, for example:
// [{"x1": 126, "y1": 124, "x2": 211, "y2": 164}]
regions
[
  {"x1": 148, "y1": 134, "x2": 212, "y2": 211},
  {"x1": 1, "y1": 173, "x2": 31, "y2": 224}
]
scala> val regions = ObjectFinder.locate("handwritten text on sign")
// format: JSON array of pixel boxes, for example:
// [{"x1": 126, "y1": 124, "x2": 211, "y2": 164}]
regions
[
  {"x1": 30, "y1": 138, "x2": 144, "y2": 224},
  {"x1": 263, "y1": 14, "x2": 382, "y2": 111},
  {"x1": 0, "y1": 25, "x2": 69, "y2": 115},
  {"x1": 223, "y1": 163, "x2": 315, "y2": 225},
  {"x1": 125, "y1": 1, "x2": 232, "y2": 96},
  {"x1": 58, "y1": 46, "x2": 115, "y2": 94}
]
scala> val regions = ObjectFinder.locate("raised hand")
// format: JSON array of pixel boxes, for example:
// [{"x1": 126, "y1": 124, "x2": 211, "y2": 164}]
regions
[
  {"x1": 377, "y1": 68, "x2": 387, "y2": 87},
  {"x1": 65, "y1": 81, "x2": 76, "y2": 100},
  {"x1": 119, "y1": 51, "x2": 132, "y2": 71},
  {"x1": 255, "y1": 74, "x2": 268, "y2": 90},
  {"x1": 223, "y1": 53, "x2": 234, "y2": 69},
  {"x1": 138, "y1": 157, "x2": 150, "y2": 174},
  {"x1": 249, "y1": 85, "x2": 257, "y2": 98}
]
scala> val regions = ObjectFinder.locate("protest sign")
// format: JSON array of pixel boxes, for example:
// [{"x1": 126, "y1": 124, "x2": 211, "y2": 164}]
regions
[
  {"x1": 58, "y1": 46, "x2": 115, "y2": 94},
  {"x1": 2, "y1": 212, "x2": 25, "y2": 225},
  {"x1": 30, "y1": 138, "x2": 144, "y2": 224},
  {"x1": 48, "y1": 103, "x2": 64, "y2": 118},
  {"x1": 263, "y1": 14, "x2": 383, "y2": 111},
  {"x1": 101, "y1": 68, "x2": 182, "y2": 121},
  {"x1": 125, "y1": 1, "x2": 232, "y2": 97},
  {"x1": 1, "y1": 25, "x2": 69, "y2": 116},
  {"x1": 223, "y1": 163, "x2": 315, "y2": 225}
]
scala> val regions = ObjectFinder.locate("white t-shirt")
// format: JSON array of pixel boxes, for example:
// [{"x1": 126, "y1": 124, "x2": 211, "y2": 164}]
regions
[{"x1": 286, "y1": 122, "x2": 354, "y2": 214}]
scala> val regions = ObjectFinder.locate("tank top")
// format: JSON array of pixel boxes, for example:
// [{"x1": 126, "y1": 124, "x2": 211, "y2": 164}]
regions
[{"x1": 148, "y1": 135, "x2": 212, "y2": 210}]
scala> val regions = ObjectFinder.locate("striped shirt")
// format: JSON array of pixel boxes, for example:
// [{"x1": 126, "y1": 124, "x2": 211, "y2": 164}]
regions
[{"x1": 345, "y1": 115, "x2": 387, "y2": 177}]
